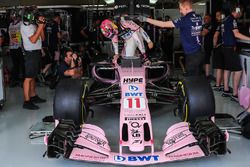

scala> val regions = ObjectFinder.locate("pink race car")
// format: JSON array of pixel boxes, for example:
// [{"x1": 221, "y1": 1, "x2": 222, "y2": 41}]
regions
[{"x1": 44, "y1": 56, "x2": 228, "y2": 166}]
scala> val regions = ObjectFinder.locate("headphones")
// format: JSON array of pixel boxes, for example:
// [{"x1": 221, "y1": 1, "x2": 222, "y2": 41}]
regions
[
  {"x1": 23, "y1": 12, "x2": 35, "y2": 22},
  {"x1": 22, "y1": 7, "x2": 36, "y2": 23},
  {"x1": 235, "y1": 7, "x2": 241, "y2": 13}
]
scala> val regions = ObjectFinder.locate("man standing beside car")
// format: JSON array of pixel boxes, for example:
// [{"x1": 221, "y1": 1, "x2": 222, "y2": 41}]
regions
[
  {"x1": 220, "y1": 6, "x2": 250, "y2": 101},
  {"x1": 138, "y1": 0, "x2": 203, "y2": 76},
  {"x1": 21, "y1": 8, "x2": 46, "y2": 110}
]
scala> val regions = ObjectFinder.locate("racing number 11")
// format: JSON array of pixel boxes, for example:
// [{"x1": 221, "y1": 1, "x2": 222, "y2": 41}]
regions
[{"x1": 124, "y1": 98, "x2": 145, "y2": 110}]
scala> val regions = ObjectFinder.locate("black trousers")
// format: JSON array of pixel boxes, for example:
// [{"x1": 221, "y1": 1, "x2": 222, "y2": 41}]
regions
[
  {"x1": 10, "y1": 48, "x2": 24, "y2": 82},
  {"x1": 185, "y1": 49, "x2": 204, "y2": 76}
]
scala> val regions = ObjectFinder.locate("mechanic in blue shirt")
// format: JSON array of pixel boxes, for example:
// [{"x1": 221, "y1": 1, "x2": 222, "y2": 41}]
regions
[
  {"x1": 213, "y1": 11, "x2": 225, "y2": 91},
  {"x1": 138, "y1": 0, "x2": 203, "y2": 76},
  {"x1": 201, "y1": 14, "x2": 213, "y2": 79},
  {"x1": 219, "y1": 6, "x2": 250, "y2": 101}
]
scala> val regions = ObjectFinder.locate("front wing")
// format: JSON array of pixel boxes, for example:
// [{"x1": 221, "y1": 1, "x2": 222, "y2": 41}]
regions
[{"x1": 45, "y1": 119, "x2": 228, "y2": 166}]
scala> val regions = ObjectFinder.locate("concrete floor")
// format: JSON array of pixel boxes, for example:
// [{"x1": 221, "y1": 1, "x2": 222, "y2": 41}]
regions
[{"x1": 0, "y1": 84, "x2": 250, "y2": 167}]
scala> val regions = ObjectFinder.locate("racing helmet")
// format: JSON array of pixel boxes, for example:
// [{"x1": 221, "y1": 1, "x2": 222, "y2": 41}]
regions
[{"x1": 100, "y1": 19, "x2": 118, "y2": 39}]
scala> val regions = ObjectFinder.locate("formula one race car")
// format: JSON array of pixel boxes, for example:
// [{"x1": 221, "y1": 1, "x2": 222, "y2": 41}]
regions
[
  {"x1": 44, "y1": 1, "x2": 227, "y2": 164},
  {"x1": 44, "y1": 57, "x2": 228, "y2": 166}
]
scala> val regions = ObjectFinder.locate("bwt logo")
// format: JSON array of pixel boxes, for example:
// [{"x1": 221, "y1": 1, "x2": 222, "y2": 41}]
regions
[
  {"x1": 129, "y1": 85, "x2": 139, "y2": 91},
  {"x1": 123, "y1": 78, "x2": 143, "y2": 84},
  {"x1": 114, "y1": 155, "x2": 159, "y2": 162},
  {"x1": 125, "y1": 92, "x2": 143, "y2": 97}
]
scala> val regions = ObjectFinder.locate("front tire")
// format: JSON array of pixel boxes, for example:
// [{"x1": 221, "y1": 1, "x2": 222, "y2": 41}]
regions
[
  {"x1": 177, "y1": 76, "x2": 215, "y2": 123},
  {"x1": 53, "y1": 78, "x2": 88, "y2": 125}
]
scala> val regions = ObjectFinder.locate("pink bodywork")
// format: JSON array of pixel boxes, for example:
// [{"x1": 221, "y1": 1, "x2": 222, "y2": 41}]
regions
[{"x1": 64, "y1": 65, "x2": 206, "y2": 165}]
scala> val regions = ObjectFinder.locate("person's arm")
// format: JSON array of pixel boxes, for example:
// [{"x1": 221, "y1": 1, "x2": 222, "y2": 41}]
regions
[
  {"x1": 0, "y1": 30, "x2": 4, "y2": 46},
  {"x1": 29, "y1": 16, "x2": 46, "y2": 43},
  {"x1": 29, "y1": 25, "x2": 43, "y2": 43},
  {"x1": 40, "y1": 28, "x2": 45, "y2": 41},
  {"x1": 201, "y1": 28, "x2": 209, "y2": 36},
  {"x1": 146, "y1": 18, "x2": 175, "y2": 28},
  {"x1": 139, "y1": 27, "x2": 151, "y2": 43},
  {"x1": 233, "y1": 29, "x2": 250, "y2": 41},
  {"x1": 80, "y1": 27, "x2": 88, "y2": 38},
  {"x1": 139, "y1": 27, "x2": 153, "y2": 49},
  {"x1": 213, "y1": 31, "x2": 220, "y2": 47},
  {"x1": 111, "y1": 34, "x2": 119, "y2": 55}
]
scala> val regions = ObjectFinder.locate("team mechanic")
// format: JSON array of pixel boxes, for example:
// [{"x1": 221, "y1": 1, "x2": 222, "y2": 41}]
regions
[
  {"x1": 138, "y1": 0, "x2": 203, "y2": 76},
  {"x1": 100, "y1": 17, "x2": 153, "y2": 65},
  {"x1": 219, "y1": 6, "x2": 250, "y2": 101},
  {"x1": 21, "y1": 8, "x2": 46, "y2": 110}
]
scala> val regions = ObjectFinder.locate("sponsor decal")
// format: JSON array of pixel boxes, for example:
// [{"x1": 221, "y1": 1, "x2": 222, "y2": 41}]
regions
[
  {"x1": 114, "y1": 5, "x2": 127, "y2": 9},
  {"x1": 131, "y1": 122, "x2": 141, "y2": 128},
  {"x1": 131, "y1": 129, "x2": 140, "y2": 138},
  {"x1": 125, "y1": 117, "x2": 146, "y2": 121},
  {"x1": 123, "y1": 98, "x2": 146, "y2": 110},
  {"x1": 128, "y1": 85, "x2": 138, "y2": 91},
  {"x1": 81, "y1": 132, "x2": 107, "y2": 147},
  {"x1": 125, "y1": 92, "x2": 143, "y2": 97},
  {"x1": 114, "y1": 155, "x2": 159, "y2": 162},
  {"x1": 130, "y1": 122, "x2": 141, "y2": 138},
  {"x1": 168, "y1": 151, "x2": 199, "y2": 158},
  {"x1": 123, "y1": 78, "x2": 143, "y2": 84},
  {"x1": 165, "y1": 131, "x2": 187, "y2": 146},
  {"x1": 132, "y1": 140, "x2": 143, "y2": 144},
  {"x1": 75, "y1": 154, "x2": 107, "y2": 160}
]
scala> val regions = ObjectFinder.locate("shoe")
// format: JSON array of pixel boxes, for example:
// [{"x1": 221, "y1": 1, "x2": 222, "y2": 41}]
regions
[
  {"x1": 206, "y1": 75, "x2": 214, "y2": 82},
  {"x1": 222, "y1": 90, "x2": 232, "y2": 97},
  {"x1": 231, "y1": 95, "x2": 239, "y2": 102},
  {"x1": 212, "y1": 85, "x2": 223, "y2": 92},
  {"x1": 30, "y1": 95, "x2": 47, "y2": 103},
  {"x1": 23, "y1": 101, "x2": 39, "y2": 110}
]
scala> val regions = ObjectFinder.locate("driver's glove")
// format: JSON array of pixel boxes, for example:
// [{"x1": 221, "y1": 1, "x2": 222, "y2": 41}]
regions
[
  {"x1": 112, "y1": 54, "x2": 119, "y2": 64},
  {"x1": 141, "y1": 53, "x2": 151, "y2": 66},
  {"x1": 137, "y1": 16, "x2": 147, "y2": 22}
]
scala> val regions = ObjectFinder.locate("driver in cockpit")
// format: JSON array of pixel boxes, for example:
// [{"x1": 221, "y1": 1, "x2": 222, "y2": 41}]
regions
[{"x1": 100, "y1": 16, "x2": 153, "y2": 65}]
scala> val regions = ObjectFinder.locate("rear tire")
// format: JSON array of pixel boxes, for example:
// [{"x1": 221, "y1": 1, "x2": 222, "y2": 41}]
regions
[
  {"x1": 53, "y1": 78, "x2": 88, "y2": 125},
  {"x1": 177, "y1": 76, "x2": 215, "y2": 123}
]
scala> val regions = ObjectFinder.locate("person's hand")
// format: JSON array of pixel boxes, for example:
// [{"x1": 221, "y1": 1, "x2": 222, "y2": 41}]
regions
[
  {"x1": 112, "y1": 54, "x2": 119, "y2": 64},
  {"x1": 148, "y1": 41, "x2": 154, "y2": 49},
  {"x1": 144, "y1": 59, "x2": 151, "y2": 66},
  {"x1": 72, "y1": 53, "x2": 78, "y2": 60},
  {"x1": 137, "y1": 16, "x2": 147, "y2": 22},
  {"x1": 78, "y1": 57, "x2": 82, "y2": 66},
  {"x1": 37, "y1": 16, "x2": 46, "y2": 28}
]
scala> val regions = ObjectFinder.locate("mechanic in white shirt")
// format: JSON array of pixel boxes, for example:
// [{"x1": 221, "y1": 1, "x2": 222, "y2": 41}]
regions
[
  {"x1": 20, "y1": 7, "x2": 46, "y2": 110},
  {"x1": 8, "y1": 11, "x2": 24, "y2": 87}
]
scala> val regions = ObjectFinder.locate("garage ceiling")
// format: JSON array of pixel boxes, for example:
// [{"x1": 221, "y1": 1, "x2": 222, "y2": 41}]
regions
[{"x1": 0, "y1": 0, "x2": 204, "y2": 7}]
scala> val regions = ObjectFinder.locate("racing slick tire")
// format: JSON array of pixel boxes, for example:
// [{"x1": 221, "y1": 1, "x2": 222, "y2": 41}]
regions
[
  {"x1": 53, "y1": 78, "x2": 88, "y2": 125},
  {"x1": 177, "y1": 76, "x2": 215, "y2": 123}
]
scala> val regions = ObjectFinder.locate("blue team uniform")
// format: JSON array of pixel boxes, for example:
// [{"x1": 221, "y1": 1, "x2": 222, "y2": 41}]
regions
[
  {"x1": 220, "y1": 15, "x2": 242, "y2": 71},
  {"x1": 221, "y1": 15, "x2": 238, "y2": 47},
  {"x1": 173, "y1": 11, "x2": 202, "y2": 55},
  {"x1": 213, "y1": 23, "x2": 224, "y2": 70},
  {"x1": 172, "y1": 11, "x2": 203, "y2": 76}
]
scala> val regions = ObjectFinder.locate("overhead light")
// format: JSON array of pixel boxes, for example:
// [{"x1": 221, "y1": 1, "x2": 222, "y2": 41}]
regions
[
  {"x1": 104, "y1": 0, "x2": 114, "y2": 4},
  {"x1": 104, "y1": 0, "x2": 158, "y2": 5},
  {"x1": 150, "y1": 0, "x2": 158, "y2": 4},
  {"x1": 197, "y1": 2, "x2": 206, "y2": 6}
]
